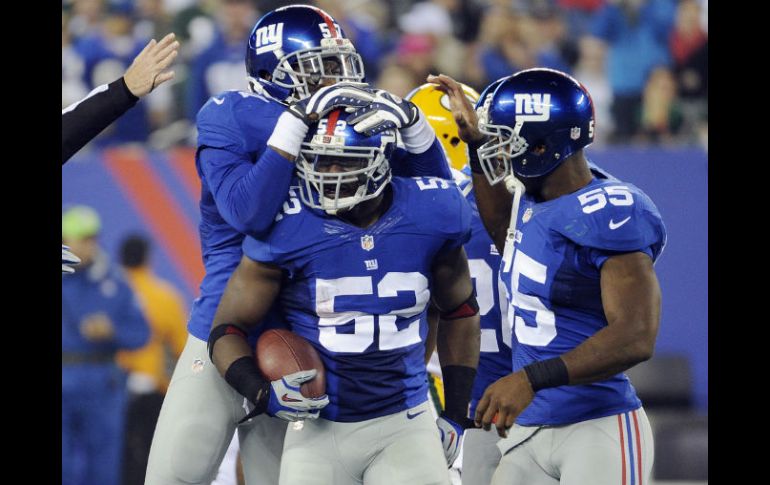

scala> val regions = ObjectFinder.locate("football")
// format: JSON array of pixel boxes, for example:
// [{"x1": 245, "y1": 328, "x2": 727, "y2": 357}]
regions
[{"x1": 256, "y1": 329, "x2": 326, "y2": 398}]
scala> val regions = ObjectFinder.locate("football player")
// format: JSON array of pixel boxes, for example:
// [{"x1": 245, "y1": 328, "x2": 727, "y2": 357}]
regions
[
  {"x1": 409, "y1": 81, "x2": 513, "y2": 485},
  {"x1": 145, "y1": 5, "x2": 452, "y2": 485},
  {"x1": 209, "y1": 109, "x2": 480, "y2": 485},
  {"x1": 431, "y1": 68, "x2": 666, "y2": 485}
]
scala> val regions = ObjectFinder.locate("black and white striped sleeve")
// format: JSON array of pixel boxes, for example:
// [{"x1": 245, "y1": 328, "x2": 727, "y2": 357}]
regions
[{"x1": 61, "y1": 77, "x2": 139, "y2": 164}]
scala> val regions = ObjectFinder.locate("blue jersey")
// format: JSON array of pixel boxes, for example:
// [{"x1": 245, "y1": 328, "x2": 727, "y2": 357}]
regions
[
  {"x1": 188, "y1": 90, "x2": 453, "y2": 342},
  {"x1": 189, "y1": 89, "x2": 292, "y2": 342},
  {"x1": 501, "y1": 170, "x2": 666, "y2": 426},
  {"x1": 243, "y1": 176, "x2": 472, "y2": 422},
  {"x1": 455, "y1": 174, "x2": 513, "y2": 417}
]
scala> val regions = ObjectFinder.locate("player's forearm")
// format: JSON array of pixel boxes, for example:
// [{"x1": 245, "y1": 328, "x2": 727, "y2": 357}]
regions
[
  {"x1": 208, "y1": 327, "x2": 252, "y2": 374},
  {"x1": 471, "y1": 172, "x2": 512, "y2": 252},
  {"x1": 437, "y1": 315, "x2": 479, "y2": 419},
  {"x1": 437, "y1": 315, "x2": 480, "y2": 369},
  {"x1": 424, "y1": 304, "x2": 440, "y2": 364}
]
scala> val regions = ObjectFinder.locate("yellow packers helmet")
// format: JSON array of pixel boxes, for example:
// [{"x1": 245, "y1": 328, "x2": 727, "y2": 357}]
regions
[{"x1": 406, "y1": 82, "x2": 480, "y2": 170}]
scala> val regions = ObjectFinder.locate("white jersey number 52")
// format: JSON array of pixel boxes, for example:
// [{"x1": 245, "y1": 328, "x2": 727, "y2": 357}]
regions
[{"x1": 315, "y1": 272, "x2": 429, "y2": 353}]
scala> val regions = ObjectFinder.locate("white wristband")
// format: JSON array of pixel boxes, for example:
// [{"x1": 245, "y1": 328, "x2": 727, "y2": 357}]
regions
[
  {"x1": 267, "y1": 111, "x2": 309, "y2": 158},
  {"x1": 399, "y1": 110, "x2": 436, "y2": 154}
]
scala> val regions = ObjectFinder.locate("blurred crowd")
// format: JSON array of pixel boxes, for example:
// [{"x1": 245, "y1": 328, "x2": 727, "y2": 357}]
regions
[{"x1": 62, "y1": 0, "x2": 707, "y2": 149}]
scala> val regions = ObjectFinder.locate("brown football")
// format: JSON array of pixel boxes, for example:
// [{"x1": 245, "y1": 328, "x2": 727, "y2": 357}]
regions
[{"x1": 256, "y1": 329, "x2": 326, "y2": 398}]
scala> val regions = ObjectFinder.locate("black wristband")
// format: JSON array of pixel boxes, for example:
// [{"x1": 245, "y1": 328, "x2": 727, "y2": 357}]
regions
[
  {"x1": 225, "y1": 356, "x2": 270, "y2": 410},
  {"x1": 441, "y1": 365, "x2": 477, "y2": 422},
  {"x1": 523, "y1": 357, "x2": 569, "y2": 392},
  {"x1": 467, "y1": 138, "x2": 485, "y2": 174}
]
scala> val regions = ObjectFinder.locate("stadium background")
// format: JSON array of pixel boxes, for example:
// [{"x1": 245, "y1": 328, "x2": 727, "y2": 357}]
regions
[{"x1": 62, "y1": 0, "x2": 708, "y2": 482}]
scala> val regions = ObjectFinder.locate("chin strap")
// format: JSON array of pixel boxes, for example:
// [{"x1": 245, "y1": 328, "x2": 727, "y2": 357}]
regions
[{"x1": 501, "y1": 175, "x2": 525, "y2": 274}]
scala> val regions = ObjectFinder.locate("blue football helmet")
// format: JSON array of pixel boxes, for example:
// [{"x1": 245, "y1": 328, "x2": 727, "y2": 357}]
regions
[
  {"x1": 297, "y1": 109, "x2": 396, "y2": 214},
  {"x1": 476, "y1": 68, "x2": 595, "y2": 184},
  {"x1": 246, "y1": 5, "x2": 365, "y2": 102}
]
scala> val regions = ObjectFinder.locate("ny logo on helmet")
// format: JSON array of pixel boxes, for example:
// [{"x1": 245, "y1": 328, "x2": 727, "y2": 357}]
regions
[
  {"x1": 513, "y1": 93, "x2": 551, "y2": 122},
  {"x1": 255, "y1": 23, "x2": 284, "y2": 54}
]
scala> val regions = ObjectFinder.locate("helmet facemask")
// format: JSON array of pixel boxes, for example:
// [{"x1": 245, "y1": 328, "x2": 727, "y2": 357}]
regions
[
  {"x1": 273, "y1": 38, "x2": 364, "y2": 101},
  {"x1": 297, "y1": 137, "x2": 391, "y2": 215},
  {"x1": 477, "y1": 100, "x2": 528, "y2": 186}
]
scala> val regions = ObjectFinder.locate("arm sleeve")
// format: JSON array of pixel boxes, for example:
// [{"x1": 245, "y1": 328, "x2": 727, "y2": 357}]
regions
[
  {"x1": 389, "y1": 139, "x2": 452, "y2": 179},
  {"x1": 198, "y1": 146, "x2": 296, "y2": 237},
  {"x1": 61, "y1": 77, "x2": 139, "y2": 164}
]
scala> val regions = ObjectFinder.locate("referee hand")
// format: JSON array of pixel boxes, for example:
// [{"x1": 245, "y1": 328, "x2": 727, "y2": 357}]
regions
[{"x1": 124, "y1": 33, "x2": 180, "y2": 97}]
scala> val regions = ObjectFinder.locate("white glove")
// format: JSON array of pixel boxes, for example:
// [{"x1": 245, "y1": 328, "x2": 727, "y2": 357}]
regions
[
  {"x1": 347, "y1": 89, "x2": 419, "y2": 136},
  {"x1": 265, "y1": 369, "x2": 330, "y2": 422},
  {"x1": 436, "y1": 414, "x2": 466, "y2": 467},
  {"x1": 62, "y1": 245, "x2": 81, "y2": 274},
  {"x1": 269, "y1": 83, "x2": 376, "y2": 158},
  {"x1": 289, "y1": 82, "x2": 375, "y2": 123}
]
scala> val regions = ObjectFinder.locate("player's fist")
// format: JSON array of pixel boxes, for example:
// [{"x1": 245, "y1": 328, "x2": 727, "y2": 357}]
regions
[
  {"x1": 265, "y1": 369, "x2": 330, "y2": 422},
  {"x1": 474, "y1": 370, "x2": 534, "y2": 438},
  {"x1": 436, "y1": 413, "x2": 471, "y2": 467}
]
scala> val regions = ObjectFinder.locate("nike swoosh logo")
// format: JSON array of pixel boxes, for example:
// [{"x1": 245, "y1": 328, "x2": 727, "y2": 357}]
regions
[
  {"x1": 212, "y1": 97, "x2": 224, "y2": 105},
  {"x1": 609, "y1": 216, "x2": 631, "y2": 230},
  {"x1": 281, "y1": 393, "x2": 302, "y2": 403},
  {"x1": 406, "y1": 410, "x2": 426, "y2": 420}
]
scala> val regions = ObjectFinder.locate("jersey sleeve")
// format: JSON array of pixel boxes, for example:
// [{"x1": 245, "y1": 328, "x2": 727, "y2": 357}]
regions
[
  {"x1": 242, "y1": 235, "x2": 280, "y2": 266},
  {"x1": 556, "y1": 183, "x2": 667, "y2": 268},
  {"x1": 196, "y1": 92, "x2": 296, "y2": 237}
]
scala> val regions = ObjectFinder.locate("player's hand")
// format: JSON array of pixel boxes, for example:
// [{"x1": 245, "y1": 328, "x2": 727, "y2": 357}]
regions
[
  {"x1": 62, "y1": 245, "x2": 80, "y2": 274},
  {"x1": 79, "y1": 313, "x2": 116, "y2": 341},
  {"x1": 265, "y1": 369, "x2": 330, "y2": 422},
  {"x1": 347, "y1": 89, "x2": 419, "y2": 136},
  {"x1": 288, "y1": 82, "x2": 375, "y2": 125},
  {"x1": 124, "y1": 33, "x2": 179, "y2": 97},
  {"x1": 474, "y1": 370, "x2": 535, "y2": 438},
  {"x1": 427, "y1": 74, "x2": 483, "y2": 144},
  {"x1": 436, "y1": 413, "x2": 473, "y2": 467}
]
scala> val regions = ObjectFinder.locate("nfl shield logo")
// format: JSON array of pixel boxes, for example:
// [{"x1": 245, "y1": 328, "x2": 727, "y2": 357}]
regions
[
  {"x1": 570, "y1": 127, "x2": 581, "y2": 140},
  {"x1": 361, "y1": 235, "x2": 374, "y2": 251},
  {"x1": 522, "y1": 208, "x2": 533, "y2": 223}
]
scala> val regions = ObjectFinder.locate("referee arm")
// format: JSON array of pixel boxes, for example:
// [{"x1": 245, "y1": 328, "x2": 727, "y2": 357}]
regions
[{"x1": 62, "y1": 32, "x2": 179, "y2": 164}]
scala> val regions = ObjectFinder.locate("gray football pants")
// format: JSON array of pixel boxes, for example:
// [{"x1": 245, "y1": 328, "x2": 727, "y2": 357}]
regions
[
  {"x1": 461, "y1": 428, "x2": 502, "y2": 485},
  {"x1": 145, "y1": 335, "x2": 287, "y2": 485},
  {"x1": 491, "y1": 408, "x2": 654, "y2": 485},
  {"x1": 279, "y1": 401, "x2": 450, "y2": 485}
]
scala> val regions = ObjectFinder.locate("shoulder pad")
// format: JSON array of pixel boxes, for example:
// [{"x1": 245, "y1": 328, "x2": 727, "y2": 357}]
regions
[
  {"x1": 553, "y1": 180, "x2": 667, "y2": 261},
  {"x1": 397, "y1": 177, "x2": 472, "y2": 244}
]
